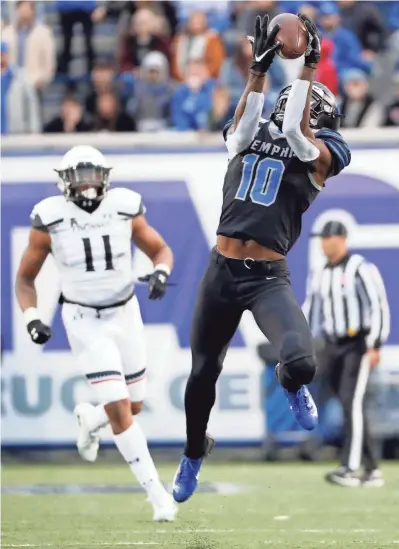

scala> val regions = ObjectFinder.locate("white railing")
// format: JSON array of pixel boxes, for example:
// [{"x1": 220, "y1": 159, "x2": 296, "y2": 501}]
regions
[{"x1": 2, "y1": 127, "x2": 399, "y2": 151}]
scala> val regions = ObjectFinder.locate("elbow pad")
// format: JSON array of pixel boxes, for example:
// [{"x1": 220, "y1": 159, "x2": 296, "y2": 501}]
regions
[{"x1": 282, "y1": 79, "x2": 320, "y2": 163}]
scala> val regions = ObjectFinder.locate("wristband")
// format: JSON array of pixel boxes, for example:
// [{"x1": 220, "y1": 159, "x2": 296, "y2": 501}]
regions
[
  {"x1": 154, "y1": 264, "x2": 171, "y2": 276},
  {"x1": 24, "y1": 307, "x2": 41, "y2": 326}
]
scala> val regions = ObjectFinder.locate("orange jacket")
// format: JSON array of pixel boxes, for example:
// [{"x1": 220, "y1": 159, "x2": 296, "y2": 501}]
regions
[{"x1": 171, "y1": 31, "x2": 225, "y2": 81}]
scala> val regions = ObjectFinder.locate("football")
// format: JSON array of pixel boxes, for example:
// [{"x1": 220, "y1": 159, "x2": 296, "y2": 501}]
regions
[{"x1": 269, "y1": 13, "x2": 309, "y2": 60}]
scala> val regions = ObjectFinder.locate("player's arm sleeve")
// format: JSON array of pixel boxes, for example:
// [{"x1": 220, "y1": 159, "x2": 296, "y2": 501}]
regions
[
  {"x1": 315, "y1": 129, "x2": 351, "y2": 176},
  {"x1": 224, "y1": 91, "x2": 264, "y2": 159},
  {"x1": 282, "y1": 79, "x2": 320, "y2": 163},
  {"x1": 356, "y1": 262, "x2": 390, "y2": 349},
  {"x1": 115, "y1": 188, "x2": 146, "y2": 218}
]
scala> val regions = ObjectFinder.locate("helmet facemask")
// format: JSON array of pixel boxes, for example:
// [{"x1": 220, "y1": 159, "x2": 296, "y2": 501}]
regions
[
  {"x1": 272, "y1": 83, "x2": 341, "y2": 131},
  {"x1": 56, "y1": 162, "x2": 111, "y2": 212}
]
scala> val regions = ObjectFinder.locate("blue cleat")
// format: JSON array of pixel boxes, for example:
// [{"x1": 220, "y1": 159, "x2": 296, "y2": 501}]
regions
[
  {"x1": 172, "y1": 435, "x2": 214, "y2": 503},
  {"x1": 283, "y1": 385, "x2": 318, "y2": 431}
]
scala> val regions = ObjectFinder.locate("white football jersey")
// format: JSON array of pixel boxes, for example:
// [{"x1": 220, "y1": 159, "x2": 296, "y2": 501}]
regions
[{"x1": 30, "y1": 187, "x2": 144, "y2": 307}]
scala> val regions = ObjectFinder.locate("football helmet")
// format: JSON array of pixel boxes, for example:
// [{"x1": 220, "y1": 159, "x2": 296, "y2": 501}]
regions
[
  {"x1": 271, "y1": 81, "x2": 342, "y2": 131},
  {"x1": 55, "y1": 146, "x2": 112, "y2": 211}
]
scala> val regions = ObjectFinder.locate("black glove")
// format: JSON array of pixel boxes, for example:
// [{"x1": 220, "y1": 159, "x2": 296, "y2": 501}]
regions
[
  {"x1": 27, "y1": 320, "x2": 52, "y2": 345},
  {"x1": 248, "y1": 15, "x2": 282, "y2": 74},
  {"x1": 138, "y1": 269, "x2": 169, "y2": 300},
  {"x1": 298, "y1": 13, "x2": 322, "y2": 67}
]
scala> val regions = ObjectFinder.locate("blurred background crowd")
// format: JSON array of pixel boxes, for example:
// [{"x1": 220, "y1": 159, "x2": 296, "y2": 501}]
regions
[{"x1": 1, "y1": 0, "x2": 399, "y2": 135}]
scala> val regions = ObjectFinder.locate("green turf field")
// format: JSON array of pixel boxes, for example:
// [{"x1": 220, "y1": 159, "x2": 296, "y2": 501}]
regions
[{"x1": 2, "y1": 461, "x2": 398, "y2": 548}]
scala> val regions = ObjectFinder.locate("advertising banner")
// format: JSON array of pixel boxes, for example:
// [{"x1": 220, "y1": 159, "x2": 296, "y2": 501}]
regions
[{"x1": 2, "y1": 147, "x2": 398, "y2": 446}]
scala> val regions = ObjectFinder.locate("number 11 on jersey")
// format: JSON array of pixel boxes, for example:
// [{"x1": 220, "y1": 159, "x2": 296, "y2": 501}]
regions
[
  {"x1": 82, "y1": 235, "x2": 114, "y2": 272},
  {"x1": 235, "y1": 154, "x2": 285, "y2": 207}
]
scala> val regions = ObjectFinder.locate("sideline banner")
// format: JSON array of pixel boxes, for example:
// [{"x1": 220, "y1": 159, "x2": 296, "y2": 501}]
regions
[{"x1": 2, "y1": 148, "x2": 398, "y2": 446}]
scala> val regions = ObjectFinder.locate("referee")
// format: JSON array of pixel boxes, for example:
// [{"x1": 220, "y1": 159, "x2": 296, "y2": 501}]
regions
[{"x1": 303, "y1": 220, "x2": 390, "y2": 487}]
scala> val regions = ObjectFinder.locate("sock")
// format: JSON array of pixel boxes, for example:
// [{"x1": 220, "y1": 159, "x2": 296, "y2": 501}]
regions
[
  {"x1": 113, "y1": 420, "x2": 163, "y2": 497},
  {"x1": 86, "y1": 404, "x2": 109, "y2": 433}
]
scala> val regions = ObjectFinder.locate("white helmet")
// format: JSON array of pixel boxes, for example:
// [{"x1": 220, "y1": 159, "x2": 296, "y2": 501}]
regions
[{"x1": 55, "y1": 146, "x2": 112, "y2": 210}]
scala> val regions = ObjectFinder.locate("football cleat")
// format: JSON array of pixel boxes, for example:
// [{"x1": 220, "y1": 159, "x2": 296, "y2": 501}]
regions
[
  {"x1": 362, "y1": 469, "x2": 385, "y2": 488},
  {"x1": 150, "y1": 491, "x2": 179, "y2": 522},
  {"x1": 74, "y1": 403, "x2": 100, "y2": 463},
  {"x1": 283, "y1": 385, "x2": 318, "y2": 431},
  {"x1": 172, "y1": 434, "x2": 215, "y2": 503},
  {"x1": 325, "y1": 467, "x2": 361, "y2": 487}
]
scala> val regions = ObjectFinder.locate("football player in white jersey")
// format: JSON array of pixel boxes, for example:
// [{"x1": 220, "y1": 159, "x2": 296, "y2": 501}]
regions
[{"x1": 15, "y1": 145, "x2": 178, "y2": 522}]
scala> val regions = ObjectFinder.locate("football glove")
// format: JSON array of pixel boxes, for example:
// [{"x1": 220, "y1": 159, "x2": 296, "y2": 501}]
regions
[
  {"x1": 138, "y1": 268, "x2": 170, "y2": 300},
  {"x1": 298, "y1": 13, "x2": 322, "y2": 67},
  {"x1": 248, "y1": 15, "x2": 282, "y2": 74},
  {"x1": 27, "y1": 319, "x2": 52, "y2": 345}
]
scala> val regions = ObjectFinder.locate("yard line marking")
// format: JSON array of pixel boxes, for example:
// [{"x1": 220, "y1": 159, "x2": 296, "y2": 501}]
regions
[
  {"x1": 3, "y1": 541, "x2": 164, "y2": 547},
  {"x1": 273, "y1": 516, "x2": 290, "y2": 521}
]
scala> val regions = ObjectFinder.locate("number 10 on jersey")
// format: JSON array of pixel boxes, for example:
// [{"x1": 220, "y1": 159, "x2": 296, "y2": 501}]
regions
[{"x1": 235, "y1": 154, "x2": 285, "y2": 207}]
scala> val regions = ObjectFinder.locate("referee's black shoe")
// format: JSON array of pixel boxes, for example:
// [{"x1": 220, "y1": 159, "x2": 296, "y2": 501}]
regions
[
  {"x1": 362, "y1": 469, "x2": 385, "y2": 488},
  {"x1": 325, "y1": 467, "x2": 361, "y2": 487}
]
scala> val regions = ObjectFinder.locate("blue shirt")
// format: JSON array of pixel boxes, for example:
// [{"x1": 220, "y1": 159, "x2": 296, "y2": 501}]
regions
[
  {"x1": 323, "y1": 26, "x2": 372, "y2": 75},
  {"x1": 171, "y1": 80, "x2": 216, "y2": 131},
  {"x1": 56, "y1": 1, "x2": 96, "y2": 12},
  {"x1": 1, "y1": 67, "x2": 13, "y2": 134}
]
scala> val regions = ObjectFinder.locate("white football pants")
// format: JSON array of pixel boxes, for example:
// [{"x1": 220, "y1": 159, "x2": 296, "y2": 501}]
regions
[{"x1": 62, "y1": 295, "x2": 147, "y2": 404}]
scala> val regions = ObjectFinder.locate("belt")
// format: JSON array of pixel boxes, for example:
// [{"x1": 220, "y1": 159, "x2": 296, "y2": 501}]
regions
[
  {"x1": 59, "y1": 290, "x2": 135, "y2": 312},
  {"x1": 324, "y1": 331, "x2": 367, "y2": 345},
  {"x1": 213, "y1": 247, "x2": 289, "y2": 277}
]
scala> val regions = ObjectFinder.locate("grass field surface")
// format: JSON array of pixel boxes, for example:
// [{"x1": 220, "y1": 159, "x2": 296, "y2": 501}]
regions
[{"x1": 2, "y1": 461, "x2": 398, "y2": 548}]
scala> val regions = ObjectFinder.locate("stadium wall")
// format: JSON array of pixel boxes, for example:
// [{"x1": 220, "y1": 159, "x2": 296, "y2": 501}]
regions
[{"x1": 2, "y1": 131, "x2": 399, "y2": 448}]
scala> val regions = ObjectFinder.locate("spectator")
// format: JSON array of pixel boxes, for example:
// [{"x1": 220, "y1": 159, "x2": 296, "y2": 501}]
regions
[
  {"x1": 383, "y1": 71, "x2": 399, "y2": 127},
  {"x1": 85, "y1": 61, "x2": 115, "y2": 116},
  {"x1": 92, "y1": 90, "x2": 136, "y2": 132},
  {"x1": 171, "y1": 60, "x2": 216, "y2": 131},
  {"x1": 176, "y1": 1, "x2": 231, "y2": 33},
  {"x1": 297, "y1": 3, "x2": 318, "y2": 22},
  {"x1": 219, "y1": 36, "x2": 285, "y2": 109},
  {"x1": 126, "y1": 51, "x2": 174, "y2": 132},
  {"x1": 338, "y1": 0, "x2": 386, "y2": 58},
  {"x1": 319, "y1": 1, "x2": 372, "y2": 75},
  {"x1": 208, "y1": 85, "x2": 234, "y2": 132},
  {"x1": 57, "y1": 0, "x2": 97, "y2": 75},
  {"x1": 340, "y1": 69, "x2": 384, "y2": 128},
  {"x1": 44, "y1": 96, "x2": 91, "y2": 133},
  {"x1": 171, "y1": 11, "x2": 225, "y2": 81},
  {"x1": 237, "y1": 1, "x2": 278, "y2": 36},
  {"x1": 1, "y1": 41, "x2": 41, "y2": 134},
  {"x1": 117, "y1": 8, "x2": 170, "y2": 73},
  {"x1": 2, "y1": 1, "x2": 55, "y2": 91},
  {"x1": 315, "y1": 39, "x2": 339, "y2": 96},
  {"x1": 96, "y1": 2, "x2": 178, "y2": 37}
]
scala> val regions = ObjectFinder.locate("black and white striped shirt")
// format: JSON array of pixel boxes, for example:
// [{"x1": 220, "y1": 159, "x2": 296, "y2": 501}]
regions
[{"x1": 303, "y1": 254, "x2": 390, "y2": 349}]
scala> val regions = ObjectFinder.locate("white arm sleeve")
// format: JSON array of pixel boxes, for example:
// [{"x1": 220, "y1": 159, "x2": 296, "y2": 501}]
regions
[
  {"x1": 225, "y1": 91, "x2": 264, "y2": 160},
  {"x1": 282, "y1": 79, "x2": 320, "y2": 163}
]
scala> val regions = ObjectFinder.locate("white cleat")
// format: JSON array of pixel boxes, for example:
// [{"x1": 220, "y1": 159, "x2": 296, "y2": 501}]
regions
[
  {"x1": 74, "y1": 403, "x2": 100, "y2": 463},
  {"x1": 152, "y1": 498, "x2": 179, "y2": 522},
  {"x1": 149, "y1": 485, "x2": 179, "y2": 522}
]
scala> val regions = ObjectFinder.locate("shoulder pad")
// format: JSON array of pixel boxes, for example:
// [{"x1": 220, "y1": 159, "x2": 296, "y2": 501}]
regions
[
  {"x1": 30, "y1": 196, "x2": 65, "y2": 232},
  {"x1": 315, "y1": 128, "x2": 351, "y2": 177},
  {"x1": 108, "y1": 187, "x2": 146, "y2": 218}
]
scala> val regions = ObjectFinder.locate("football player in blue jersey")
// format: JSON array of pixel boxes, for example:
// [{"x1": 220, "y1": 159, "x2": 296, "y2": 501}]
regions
[{"x1": 173, "y1": 14, "x2": 351, "y2": 503}]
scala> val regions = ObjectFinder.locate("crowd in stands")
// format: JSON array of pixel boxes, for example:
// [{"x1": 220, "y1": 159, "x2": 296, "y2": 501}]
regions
[{"x1": 1, "y1": 0, "x2": 399, "y2": 135}]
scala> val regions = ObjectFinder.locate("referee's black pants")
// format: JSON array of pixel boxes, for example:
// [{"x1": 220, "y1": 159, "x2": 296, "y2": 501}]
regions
[
  {"x1": 184, "y1": 248, "x2": 317, "y2": 458},
  {"x1": 321, "y1": 337, "x2": 377, "y2": 472}
]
